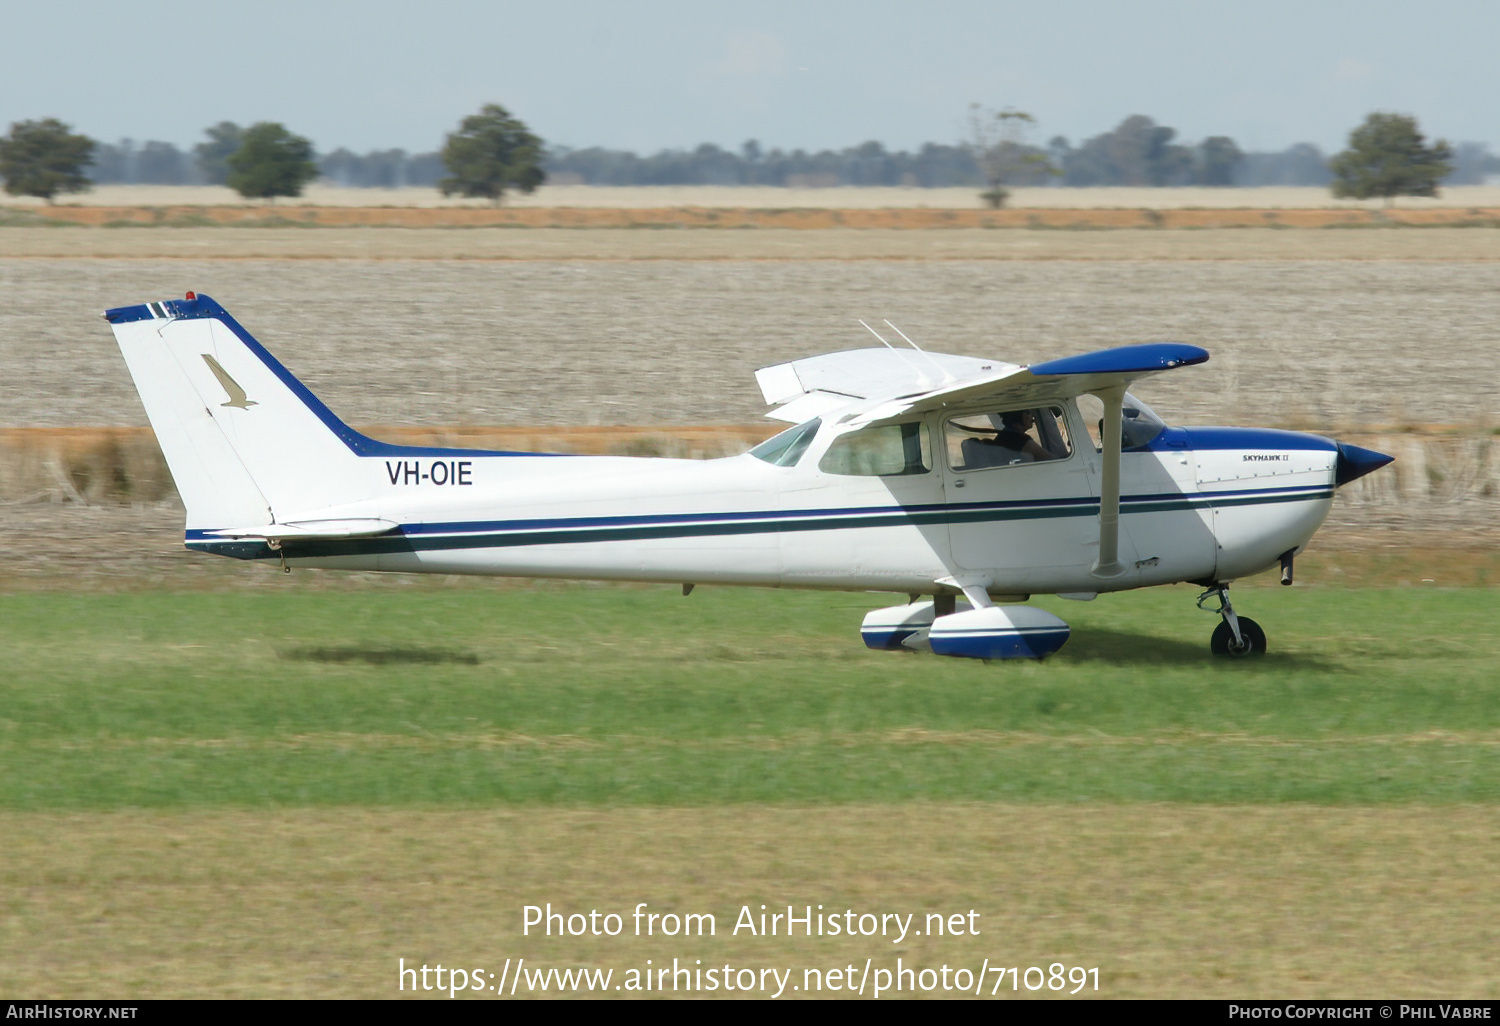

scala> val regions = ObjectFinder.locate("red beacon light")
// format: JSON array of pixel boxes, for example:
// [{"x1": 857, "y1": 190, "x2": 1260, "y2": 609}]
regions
[{"x1": 185, "y1": 291, "x2": 196, "y2": 300}]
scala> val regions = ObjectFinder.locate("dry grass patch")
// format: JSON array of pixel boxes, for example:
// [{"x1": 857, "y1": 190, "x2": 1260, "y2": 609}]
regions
[
  {"x1": 6, "y1": 226, "x2": 1500, "y2": 262},
  {"x1": 1287, "y1": 539, "x2": 1500, "y2": 589},
  {"x1": 11, "y1": 184, "x2": 1500, "y2": 210},
  {"x1": 1, "y1": 806, "x2": 1496, "y2": 998},
  {"x1": 13, "y1": 204, "x2": 1500, "y2": 231}
]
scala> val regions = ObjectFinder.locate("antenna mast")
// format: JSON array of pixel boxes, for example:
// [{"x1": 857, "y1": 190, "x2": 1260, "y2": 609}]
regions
[
  {"x1": 858, "y1": 319, "x2": 929, "y2": 384},
  {"x1": 885, "y1": 320, "x2": 952, "y2": 382}
]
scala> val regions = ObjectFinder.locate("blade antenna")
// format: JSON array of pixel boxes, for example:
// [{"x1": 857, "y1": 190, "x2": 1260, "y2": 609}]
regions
[{"x1": 885, "y1": 320, "x2": 952, "y2": 382}]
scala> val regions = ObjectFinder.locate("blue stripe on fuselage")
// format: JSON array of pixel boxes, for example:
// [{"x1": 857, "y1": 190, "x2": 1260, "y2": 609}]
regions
[
  {"x1": 1143, "y1": 426, "x2": 1337, "y2": 453},
  {"x1": 187, "y1": 482, "x2": 1333, "y2": 560}
]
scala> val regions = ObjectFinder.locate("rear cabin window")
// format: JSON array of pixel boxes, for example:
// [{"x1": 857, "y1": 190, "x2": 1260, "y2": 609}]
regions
[
  {"x1": 749, "y1": 418, "x2": 821, "y2": 467},
  {"x1": 819, "y1": 422, "x2": 930, "y2": 476}
]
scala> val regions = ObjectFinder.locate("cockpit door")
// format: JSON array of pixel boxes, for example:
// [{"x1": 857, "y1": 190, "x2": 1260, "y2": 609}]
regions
[{"x1": 941, "y1": 403, "x2": 1101, "y2": 587}]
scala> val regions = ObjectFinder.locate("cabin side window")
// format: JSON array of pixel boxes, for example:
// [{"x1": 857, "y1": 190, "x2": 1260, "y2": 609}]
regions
[
  {"x1": 749, "y1": 418, "x2": 822, "y2": 467},
  {"x1": 946, "y1": 405, "x2": 1073, "y2": 471},
  {"x1": 819, "y1": 421, "x2": 930, "y2": 476}
]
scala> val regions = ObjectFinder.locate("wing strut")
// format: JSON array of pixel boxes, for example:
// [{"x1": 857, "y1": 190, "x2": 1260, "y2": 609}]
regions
[{"x1": 1091, "y1": 385, "x2": 1127, "y2": 579}]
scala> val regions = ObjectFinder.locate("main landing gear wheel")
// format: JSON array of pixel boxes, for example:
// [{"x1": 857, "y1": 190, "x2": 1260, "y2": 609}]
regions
[
  {"x1": 1197, "y1": 582, "x2": 1268, "y2": 658},
  {"x1": 1211, "y1": 616, "x2": 1266, "y2": 657}
]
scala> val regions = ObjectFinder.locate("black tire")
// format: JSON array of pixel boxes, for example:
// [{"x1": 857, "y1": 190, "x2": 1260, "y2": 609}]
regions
[{"x1": 1211, "y1": 617, "x2": 1267, "y2": 657}]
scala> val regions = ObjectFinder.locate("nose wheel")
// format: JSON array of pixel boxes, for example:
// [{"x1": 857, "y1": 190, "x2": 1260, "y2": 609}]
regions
[{"x1": 1198, "y1": 583, "x2": 1266, "y2": 657}]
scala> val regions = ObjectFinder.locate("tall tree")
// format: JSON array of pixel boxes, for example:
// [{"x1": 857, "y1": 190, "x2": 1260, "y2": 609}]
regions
[
  {"x1": 1059, "y1": 116, "x2": 1194, "y2": 187},
  {"x1": 1330, "y1": 113, "x2": 1453, "y2": 206},
  {"x1": 1195, "y1": 136, "x2": 1243, "y2": 186},
  {"x1": 440, "y1": 103, "x2": 545, "y2": 204},
  {"x1": 967, "y1": 105, "x2": 1056, "y2": 208},
  {"x1": 0, "y1": 119, "x2": 95, "y2": 202},
  {"x1": 225, "y1": 122, "x2": 318, "y2": 201},
  {"x1": 1104, "y1": 115, "x2": 1192, "y2": 185},
  {"x1": 195, "y1": 122, "x2": 244, "y2": 185}
]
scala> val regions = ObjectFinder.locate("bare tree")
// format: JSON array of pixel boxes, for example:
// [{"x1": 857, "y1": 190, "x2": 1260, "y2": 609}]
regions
[{"x1": 967, "y1": 105, "x2": 1055, "y2": 208}]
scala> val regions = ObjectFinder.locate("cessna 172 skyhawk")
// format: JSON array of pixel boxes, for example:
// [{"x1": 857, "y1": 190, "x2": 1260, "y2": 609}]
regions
[{"x1": 106, "y1": 293, "x2": 1392, "y2": 661}]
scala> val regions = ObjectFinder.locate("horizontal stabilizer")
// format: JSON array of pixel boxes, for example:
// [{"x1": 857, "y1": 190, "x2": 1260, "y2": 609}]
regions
[{"x1": 205, "y1": 518, "x2": 399, "y2": 542}]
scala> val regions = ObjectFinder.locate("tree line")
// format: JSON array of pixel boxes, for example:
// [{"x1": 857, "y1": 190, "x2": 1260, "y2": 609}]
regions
[
  {"x1": 1, "y1": 105, "x2": 1491, "y2": 205},
  {"x1": 90, "y1": 134, "x2": 450, "y2": 189},
  {"x1": 0, "y1": 106, "x2": 542, "y2": 204},
  {"x1": 69, "y1": 119, "x2": 1500, "y2": 191}
]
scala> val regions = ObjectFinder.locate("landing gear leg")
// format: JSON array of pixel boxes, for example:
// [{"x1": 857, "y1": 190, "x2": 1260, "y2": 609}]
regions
[{"x1": 1197, "y1": 582, "x2": 1266, "y2": 657}]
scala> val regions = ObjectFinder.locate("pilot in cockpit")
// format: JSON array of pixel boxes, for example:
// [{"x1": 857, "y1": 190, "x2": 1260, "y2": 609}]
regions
[{"x1": 990, "y1": 409, "x2": 1055, "y2": 462}]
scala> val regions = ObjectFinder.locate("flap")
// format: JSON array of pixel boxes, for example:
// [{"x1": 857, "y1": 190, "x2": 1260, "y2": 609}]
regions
[{"x1": 755, "y1": 348, "x2": 1013, "y2": 408}]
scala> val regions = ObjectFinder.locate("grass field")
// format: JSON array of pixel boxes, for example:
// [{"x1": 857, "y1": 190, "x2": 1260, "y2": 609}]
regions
[
  {"x1": 2, "y1": 584, "x2": 1497, "y2": 807},
  {"x1": 6, "y1": 582, "x2": 1500, "y2": 806},
  {"x1": 1, "y1": 582, "x2": 1497, "y2": 997}
]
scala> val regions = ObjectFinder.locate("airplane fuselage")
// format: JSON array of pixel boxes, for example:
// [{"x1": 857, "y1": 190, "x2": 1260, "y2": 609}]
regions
[{"x1": 193, "y1": 411, "x2": 1339, "y2": 598}]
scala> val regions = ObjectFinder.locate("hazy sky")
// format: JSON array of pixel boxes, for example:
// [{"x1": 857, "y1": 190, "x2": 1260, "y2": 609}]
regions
[{"x1": 4, "y1": 0, "x2": 1495, "y2": 156}]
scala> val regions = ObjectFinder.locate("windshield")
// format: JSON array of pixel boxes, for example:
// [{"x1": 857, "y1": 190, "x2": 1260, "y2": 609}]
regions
[
  {"x1": 749, "y1": 418, "x2": 821, "y2": 467},
  {"x1": 1075, "y1": 392, "x2": 1168, "y2": 450},
  {"x1": 1121, "y1": 394, "x2": 1167, "y2": 448}
]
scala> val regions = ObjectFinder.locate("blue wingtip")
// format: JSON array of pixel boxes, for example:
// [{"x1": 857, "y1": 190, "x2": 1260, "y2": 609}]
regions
[{"x1": 1029, "y1": 342, "x2": 1210, "y2": 377}]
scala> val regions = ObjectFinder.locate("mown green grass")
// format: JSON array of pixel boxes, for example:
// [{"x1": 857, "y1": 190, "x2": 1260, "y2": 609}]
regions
[{"x1": 1, "y1": 582, "x2": 1495, "y2": 807}]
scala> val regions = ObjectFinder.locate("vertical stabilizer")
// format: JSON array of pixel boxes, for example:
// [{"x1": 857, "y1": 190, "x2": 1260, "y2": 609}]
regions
[{"x1": 105, "y1": 294, "x2": 373, "y2": 530}]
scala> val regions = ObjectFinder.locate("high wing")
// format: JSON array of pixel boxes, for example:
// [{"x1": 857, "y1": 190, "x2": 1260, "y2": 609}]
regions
[
  {"x1": 755, "y1": 348, "x2": 1019, "y2": 423},
  {"x1": 756, "y1": 343, "x2": 1207, "y2": 425},
  {"x1": 848, "y1": 343, "x2": 1209, "y2": 427},
  {"x1": 757, "y1": 342, "x2": 1211, "y2": 580}
]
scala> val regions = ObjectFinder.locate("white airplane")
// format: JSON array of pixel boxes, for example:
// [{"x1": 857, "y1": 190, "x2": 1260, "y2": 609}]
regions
[{"x1": 105, "y1": 293, "x2": 1392, "y2": 661}]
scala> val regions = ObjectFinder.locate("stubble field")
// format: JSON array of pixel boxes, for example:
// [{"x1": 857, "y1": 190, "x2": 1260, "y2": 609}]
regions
[
  {"x1": 4, "y1": 230, "x2": 1499, "y2": 429},
  {"x1": 1, "y1": 219, "x2": 1497, "y2": 999}
]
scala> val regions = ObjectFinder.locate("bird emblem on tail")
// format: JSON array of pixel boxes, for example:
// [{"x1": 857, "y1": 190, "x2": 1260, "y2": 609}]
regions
[{"x1": 201, "y1": 353, "x2": 257, "y2": 409}]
